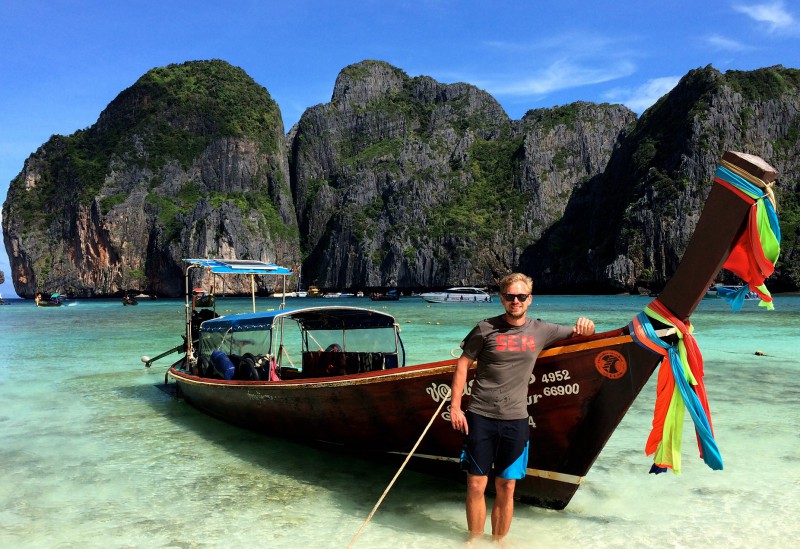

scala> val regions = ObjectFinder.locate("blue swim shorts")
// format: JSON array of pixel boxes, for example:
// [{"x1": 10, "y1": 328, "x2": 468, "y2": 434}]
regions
[{"x1": 460, "y1": 411, "x2": 529, "y2": 480}]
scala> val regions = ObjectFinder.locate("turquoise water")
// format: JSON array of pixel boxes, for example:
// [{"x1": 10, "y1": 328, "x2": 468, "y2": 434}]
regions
[{"x1": 1, "y1": 295, "x2": 798, "y2": 548}]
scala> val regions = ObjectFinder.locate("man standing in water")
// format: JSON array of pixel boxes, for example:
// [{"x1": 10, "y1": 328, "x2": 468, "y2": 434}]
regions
[{"x1": 450, "y1": 273, "x2": 595, "y2": 539}]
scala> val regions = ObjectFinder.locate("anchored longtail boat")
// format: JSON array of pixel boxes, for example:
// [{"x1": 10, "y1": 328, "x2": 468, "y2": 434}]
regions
[{"x1": 154, "y1": 151, "x2": 779, "y2": 510}]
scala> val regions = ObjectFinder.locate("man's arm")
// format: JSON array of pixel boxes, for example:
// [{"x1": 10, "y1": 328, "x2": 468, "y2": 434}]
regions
[{"x1": 450, "y1": 354, "x2": 472, "y2": 434}]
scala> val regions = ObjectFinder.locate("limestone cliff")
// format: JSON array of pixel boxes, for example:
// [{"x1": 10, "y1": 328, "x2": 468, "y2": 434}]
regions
[
  {"x1": 2, "y1": 60, "x2": 299, "y2": 298},
  {"x1": 290, "y1": 60, "x2": 634, "y2": 289},
  {"x1": 3, "y1": 60, "x2": 799, "y2": 297},
  {"x1": 519, "y1": 65, "x2": 800, "y2": 293}
]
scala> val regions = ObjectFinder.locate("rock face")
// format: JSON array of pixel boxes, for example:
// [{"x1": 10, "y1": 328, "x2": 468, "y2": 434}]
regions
[
  {"x1": 3, "y1": 60, "x2": 799, "y2": 297},
  {"x1": 292, "y1": 61, "x2": 635, "y2": 289},
  {"x1": 2, "y1": 60, "x2": 299, "y2": 297},
  {"x1": 519, "y1": 65, "x2": 800, "y2": 293}
]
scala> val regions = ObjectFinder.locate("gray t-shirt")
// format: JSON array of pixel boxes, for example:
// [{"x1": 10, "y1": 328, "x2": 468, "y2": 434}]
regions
[{"x1": 460, "y1": 315, "x2": 574, "y2": 420}]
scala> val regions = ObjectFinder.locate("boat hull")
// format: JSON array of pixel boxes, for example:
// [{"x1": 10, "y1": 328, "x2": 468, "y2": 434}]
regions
[{"x1": 169, "y1": 328, "x2": 660, "y2": 509}]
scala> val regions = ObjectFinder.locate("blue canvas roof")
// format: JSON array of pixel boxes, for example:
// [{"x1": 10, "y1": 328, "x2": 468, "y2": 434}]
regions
[
  {"x1": 201, "y1": 306, "x2": 397, "y2": 333},
  {"x1": 183, "y1": 258, "x2": 293, "y2": 276}
]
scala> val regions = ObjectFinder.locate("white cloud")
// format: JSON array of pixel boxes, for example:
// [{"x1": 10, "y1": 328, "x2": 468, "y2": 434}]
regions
[
  {"x1": 733, "y1": 1, "x2": 795, "y2": 31},
  {"x1": 484, "y1": 33, "x2": 628, "y2": 56},
  {"x1": 488, "y1": 59, "x2": 636, "y2": 96},
  {"x1": 604, "y1": 76, "x2": 681, "y2": 114},
  {"x1": 705, "y1": 33, "x2": 751, "y2": 52},
  {"x1": 474, "y1": 31, "x2": 643, "y2": 100}
]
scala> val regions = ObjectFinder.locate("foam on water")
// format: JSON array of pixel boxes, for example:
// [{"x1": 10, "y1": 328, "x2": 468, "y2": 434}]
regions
[{"x1": 1, "y1": 295, "x2": 798, "y2": 548}]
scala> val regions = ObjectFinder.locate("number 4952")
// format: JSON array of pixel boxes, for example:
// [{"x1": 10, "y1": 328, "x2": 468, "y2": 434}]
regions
[{"x1": 541, "y1": 370, "x2": 570, "y2": 383}]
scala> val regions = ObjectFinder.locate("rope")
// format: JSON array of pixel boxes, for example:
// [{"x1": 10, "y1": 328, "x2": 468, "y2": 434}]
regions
[
  {"x1": 348, "y1": 394, "x2": 450, "y2": 548},
  {"x1": 279, "y1": 344, "x2": 295, "y2": 369}
]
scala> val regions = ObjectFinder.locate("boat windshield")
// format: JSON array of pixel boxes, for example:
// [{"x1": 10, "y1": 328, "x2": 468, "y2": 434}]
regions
[
  {"x1": 200, "y1": 328, "x2": 270, "y2": 358},
  {"x1": 303, "y1": 326, "x2": 398, "y2": 353}
]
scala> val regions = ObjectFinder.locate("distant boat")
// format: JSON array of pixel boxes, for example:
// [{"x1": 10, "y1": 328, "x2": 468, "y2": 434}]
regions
[
  {"x1": 35, "y1": 292, "x2": 63, "y2": 307},
  {"x1": 323, "y1": 292, "x2": 355, "y2": 298},
  {"x1": 419, "y1": 287, "x2": 492, "y2": 303},
  {"x1": 271, "y1": 291, "x2": 298, "y2": 298},
  {"x1": 306, "y1": 285, "x2": 322, "y2": 298},
  {"x1": 371, "y1": 289, "x2": 400, "y2": 301},
  {"x1": 121, "y1": 290, "x2": 140, "y2": 305}
]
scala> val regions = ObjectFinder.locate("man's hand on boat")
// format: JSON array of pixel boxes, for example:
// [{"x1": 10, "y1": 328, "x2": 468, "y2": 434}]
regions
[{"x1": 573, "y1": 317, "x2": 595, "y2": 336}]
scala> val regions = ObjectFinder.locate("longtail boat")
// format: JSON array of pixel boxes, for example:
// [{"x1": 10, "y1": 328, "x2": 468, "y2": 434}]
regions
[{"x1": 153, "y1": 151, "x2": 779, "y2": 510}]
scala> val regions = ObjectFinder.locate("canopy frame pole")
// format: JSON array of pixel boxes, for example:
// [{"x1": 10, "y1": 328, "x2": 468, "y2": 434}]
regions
[{"x1": 251, "y1": 274, "x2": 256, "y2": 313}]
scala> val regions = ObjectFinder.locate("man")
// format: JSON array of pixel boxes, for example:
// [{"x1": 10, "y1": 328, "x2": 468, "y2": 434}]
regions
[{"x1": 450, "y1": 272, "x2": 595, "y2": 539}]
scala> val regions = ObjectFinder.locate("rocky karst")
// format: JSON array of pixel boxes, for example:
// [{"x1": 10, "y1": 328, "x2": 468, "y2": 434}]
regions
[{"x1": 3, "y1": 60, "x2": 799, "y2": 298}]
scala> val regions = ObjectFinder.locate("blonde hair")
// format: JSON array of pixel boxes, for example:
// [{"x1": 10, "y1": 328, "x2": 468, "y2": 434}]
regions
[{"x1": 499, "y1": 272, "x2": 533, "y2": 294}]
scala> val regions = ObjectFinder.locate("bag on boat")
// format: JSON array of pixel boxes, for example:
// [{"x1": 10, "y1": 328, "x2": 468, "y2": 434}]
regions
[{"x1": 211, "y1": 350, "x2": 236, "y2": 380}]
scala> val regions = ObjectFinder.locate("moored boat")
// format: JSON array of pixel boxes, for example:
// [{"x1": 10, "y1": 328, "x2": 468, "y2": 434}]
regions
[
  {"x1": 35, "y1": 292, "x2": 63, "y2": 307},
  {"x1": 419, "y1": 287, "x2": 492, "y2": 303},
  {"x1": 371, "y1": 289, "x2": 400, "y2": 301},
  {"x1": 306, "y1": 285, "x2": 322, "y2": 298},
  {"x1": 271, "y1": 291, "x2": 298, "y2": 298},
  {"x1": 152, "y1": 152, "x2": 780, "y2": 510}
]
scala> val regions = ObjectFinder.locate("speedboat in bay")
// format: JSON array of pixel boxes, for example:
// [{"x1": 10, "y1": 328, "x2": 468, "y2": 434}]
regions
[{"x1": 418, "y1": 287, "x2": 492, "y2": 303}]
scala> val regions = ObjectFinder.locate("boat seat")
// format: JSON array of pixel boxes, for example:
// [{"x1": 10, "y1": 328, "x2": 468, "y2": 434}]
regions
[
  {"x1": 279, "y1": 367, "x2": 302, "y2": 380},
  {"x1": 302, "y1": 351, "x2": 389, "y2": 376},
  {"x1": 301, "y1": 350, "x2": 346, "y2": 377},
  {"x1": 301, "y1": 351, "x2": 323, "y2": 378},
  {"x1": 384, "y1": 353, "x2": 398, "y2": 369},
  {"x1": 343, "y1": 352, "x2": 385, "y2": 374}
]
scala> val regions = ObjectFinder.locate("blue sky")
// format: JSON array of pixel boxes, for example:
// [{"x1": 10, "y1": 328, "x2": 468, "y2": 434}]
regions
[{"x1": 1, "y1": 0, "x2": 798, "y2": 297}]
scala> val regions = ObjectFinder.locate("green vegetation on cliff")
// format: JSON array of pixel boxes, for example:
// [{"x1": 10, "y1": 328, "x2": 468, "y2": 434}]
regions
[
  {"x1": 13, "y1": 60, "x2": 283, "y2": 222},
  {"x1": 426, "y1": 136, "x2": 528, "y2": 242},
  {"x1": 725, "y1": 66, "x2": 800, "y2": 102},
  {"x1": 7, "y1": 60, "x2": 295, "y2": 250}
]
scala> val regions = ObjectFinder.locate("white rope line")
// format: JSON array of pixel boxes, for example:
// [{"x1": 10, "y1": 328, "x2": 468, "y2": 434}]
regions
[{"x1": 348, "y1": 395, "x2": 450, "y2": 547}]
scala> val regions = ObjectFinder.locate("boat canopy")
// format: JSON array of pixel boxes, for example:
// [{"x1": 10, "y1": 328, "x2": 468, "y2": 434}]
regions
[
  {"x1": 183, "y1": 258, "x2": 292, "y2": 276},
  {"x1": 200, "y1": 306, "x2": 398, "y2": 334}
]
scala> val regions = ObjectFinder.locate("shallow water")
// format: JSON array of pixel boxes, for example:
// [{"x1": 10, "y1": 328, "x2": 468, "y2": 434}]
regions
[{"x1": 1, "y1": 295, "x2": 798, "y2": 548}]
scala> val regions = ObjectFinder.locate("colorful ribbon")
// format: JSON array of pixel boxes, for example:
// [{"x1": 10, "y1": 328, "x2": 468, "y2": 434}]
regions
[
  {"x1": 629, "y1": 299, "x2": 723, "y2": 474},
  {"x1": 626, "y1": 158, "x2": 781, "y2": 474},
  {"x1": 713, "y1": 163, "x2": 781, "y2": 310},
  {"x1": 712, "y1": 285, "x2": 755, "y2": 313}
]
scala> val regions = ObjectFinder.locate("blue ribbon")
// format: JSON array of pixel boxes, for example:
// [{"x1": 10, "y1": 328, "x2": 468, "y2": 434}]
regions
[{"x1": 630, "y1": 312, "x2": 724, "y2": 471}]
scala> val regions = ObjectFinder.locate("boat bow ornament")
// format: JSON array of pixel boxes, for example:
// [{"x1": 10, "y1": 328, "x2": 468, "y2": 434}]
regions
[
  {"x1": 712, "y1": 159, "x2": 781, "y2": 310},
  {"x1": 629, "y1": 151, "x2": 779, "y2": 475}
]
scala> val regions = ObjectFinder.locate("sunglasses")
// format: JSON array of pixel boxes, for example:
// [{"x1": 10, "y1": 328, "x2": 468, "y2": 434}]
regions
[{"x1": 501, "y1": 293, "x2": 530, "y2": 302}]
